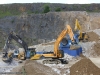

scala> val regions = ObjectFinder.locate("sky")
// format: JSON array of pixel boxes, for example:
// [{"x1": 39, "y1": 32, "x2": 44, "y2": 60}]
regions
[{"x1": 0, "y1": 0, "x2": 100, "y2": 4}]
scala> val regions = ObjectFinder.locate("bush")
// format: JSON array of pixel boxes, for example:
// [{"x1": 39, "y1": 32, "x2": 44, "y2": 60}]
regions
[
  {"x1": 43, "y1": 5, "x2": 50, "y2": 13},
  {"x1": 55, "y1": 7, "x2": 61, "y2": 12}
]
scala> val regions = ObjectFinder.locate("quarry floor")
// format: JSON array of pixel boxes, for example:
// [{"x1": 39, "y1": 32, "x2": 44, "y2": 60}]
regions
[{"x1": 0, "y1": 29, "x2": 100, "y2": 75}]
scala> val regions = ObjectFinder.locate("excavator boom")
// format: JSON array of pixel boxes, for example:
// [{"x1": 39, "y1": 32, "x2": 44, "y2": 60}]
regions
[
  {"x1": 30, "y1": 25, "x2": 79, "y2": 64},
  {"x1": 75, "y1": 19, "x2": 82, "y2": 39},
  {"x1": 39, "y1": 25, "x2": 74, "y2": 58},
  {"x1": 3, "y1": 32, "x2": 28, "y2": 53},
  {"x1": 35, "y1": 25, "x2": 75, "y2": 64},
  {"x1": 54, "y1": 25, "x2": 74, "y2": 57}
]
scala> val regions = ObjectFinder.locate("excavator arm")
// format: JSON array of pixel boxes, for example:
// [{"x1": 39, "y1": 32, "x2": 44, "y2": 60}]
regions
[
  {"x1": 2, "y1": 32, "x2": 29, "y2": 63},
  {"x1": 42, "y1": 25, "x2": 74, "y2": 58},
  {"x1": 74, "y1": 19, "x2": 82, "y2": 39},
  {"x1": 54, "y1": 25, "x2": 74, "y2": 57},
  {"x1": 74, "y1": 19, "x2": 88, "y2": 41},
  {"x1": 3, "y1": 32, "x2": 28, "y2": 53},
  {"x1": 30, "y1": 25, "x2": 76, "y2": 64}
]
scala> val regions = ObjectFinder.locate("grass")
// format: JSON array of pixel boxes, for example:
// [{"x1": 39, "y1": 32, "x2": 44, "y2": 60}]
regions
[
  {"x1": 0, "y1": 11, "x2": 12, "y2": 18},
  {"x1": 0, "y1": 4, "x2": 100, "y2": 18},
  {"x1": 0, "y1": 10, "x2": 39, "y2": 18},
  {"x1": 0, "y1": 10, "x2": 20, "y2": 18}
]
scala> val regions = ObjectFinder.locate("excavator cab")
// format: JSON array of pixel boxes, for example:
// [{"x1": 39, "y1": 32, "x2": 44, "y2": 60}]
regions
[{"x1": 80, "y1": 32, "x2": 88, "y2": 42}]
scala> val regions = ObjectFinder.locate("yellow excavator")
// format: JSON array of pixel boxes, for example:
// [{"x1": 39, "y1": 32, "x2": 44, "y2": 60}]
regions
[
  {"x1": 2, "y1": 25, "x2": 79, "y2": 64},
  {"x1": 74, "y1": 19, "x2": 89, "y2": 42},
  {"x1": 31, "y1": 25, "x2": 79, "y2": 64}
]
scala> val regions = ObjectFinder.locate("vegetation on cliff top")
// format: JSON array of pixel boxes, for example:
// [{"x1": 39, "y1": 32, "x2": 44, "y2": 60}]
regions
[{"x1": 0, "y1": 3, "x2": 100, "y2": 18}]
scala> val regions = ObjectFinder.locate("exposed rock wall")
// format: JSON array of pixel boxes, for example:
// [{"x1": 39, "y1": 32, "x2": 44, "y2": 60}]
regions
[{"x1": 0, "y1": 11, "x2": 100, "y2": 49}]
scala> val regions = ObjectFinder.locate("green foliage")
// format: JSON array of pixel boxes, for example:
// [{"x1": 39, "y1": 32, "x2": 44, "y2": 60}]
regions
[
  {"x1": 55, "y1": 7, "x2": 61, "y2": 12},
  {"x1": 0, "y1": 11, "x2": 11, "y2": 18},
  {"x1": 43, "y1": 4, "x2": 50, "y2": 13},
  {"x1": 27, "y1": 10, "x2": 33, "y2": 14},
  {"x1": 33, "y1": 38, "x2": 37, "y2": 41},
  {"x1": 0, "y1": 4, "x2": 100, "y2": 18},
  {"x1": 0, "y1": 10, "x2": 20, "y2": 18},
  {"x1": 27, "y1": 10, "x2": 39, "y2": 14},
  {"x1": 0, "y1": 31, "x2": 7, "y2": 50},
  {"x1": 0, "y1": 39, "x2": 5, "y2": 50},
  {"x1": 34, "y1": 11, "x2": 39, "y2": 14}
]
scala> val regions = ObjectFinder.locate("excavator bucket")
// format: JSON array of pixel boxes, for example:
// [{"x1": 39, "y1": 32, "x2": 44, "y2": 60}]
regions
[
  {"x1": 30, "y1": 54, "x2": 42, "y2": 60},
  {"x1": 2, "y1": 57, "x2": 13, "y2": 63},
  {"x1": 70, "y1": 44, "x2": 81, "y2": 50},
  {"x1": 2, "y1": 52, "x2": 13, "y2": 63}
]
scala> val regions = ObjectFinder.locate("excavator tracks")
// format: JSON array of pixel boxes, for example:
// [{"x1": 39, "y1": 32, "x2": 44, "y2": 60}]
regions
[
  {"x1": 43, "y1": 59, "x2": 61, "y2": 64},
  {"x1": 42, "y1": 59, "x2": 68, "y2": 64}
]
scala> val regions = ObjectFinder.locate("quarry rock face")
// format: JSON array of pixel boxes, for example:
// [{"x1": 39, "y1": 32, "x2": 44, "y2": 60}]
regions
[{"x1": 0, "y1": 11, "x2": 100, "y2": 49}]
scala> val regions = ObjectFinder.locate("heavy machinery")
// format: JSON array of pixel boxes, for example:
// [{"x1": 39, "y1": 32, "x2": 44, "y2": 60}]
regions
[
  {"x1": 74, "y1": 19, "x2": 89, "y2": 42},
  {"x1": 2, "y1": 31, "x2": 36, "y2": 63},
  {"x1": 31, "y1": 25, "x2": 79, "y2": 64},
  {"x1": 2, "y1": 25, "x2": 81, "y2": 64}
]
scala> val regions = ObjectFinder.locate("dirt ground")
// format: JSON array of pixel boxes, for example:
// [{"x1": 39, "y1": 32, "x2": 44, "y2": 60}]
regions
[
  {"x1": 93, "y1": 43, "x2": 100, "y2": 56},
  {"x1": 11, "y1": 32, "x2": 100, "y2": 75},
  {"x1": 3, "y1": 30, "x2": 100, "y2": 75},
  {"x1": 87, "y1": 31, "x2": 99, "y2": 42},
  {"x1": 18, "y1": 60, "x2": 58, "y2": 75},
  {"x1": 70, "y1": 57, "x2": 100, "y2": 75}
]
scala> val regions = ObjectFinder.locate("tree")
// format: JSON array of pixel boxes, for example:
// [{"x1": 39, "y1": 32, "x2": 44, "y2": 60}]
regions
[
  {"x1": 55, "y1": 7, "x2": 61, "y2": 12},
  {"x1": 43, "y1": 5, "x2": 50, "y2": 13}
]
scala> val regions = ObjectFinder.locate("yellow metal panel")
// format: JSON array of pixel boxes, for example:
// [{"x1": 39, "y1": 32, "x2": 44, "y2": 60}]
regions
[
  {"x1": 42, "y1": 54, "x2": 56, "y2": 58},
  {"x1": 30, "y1": 54, "x2": 42, "y2": 60}
]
